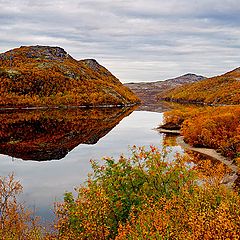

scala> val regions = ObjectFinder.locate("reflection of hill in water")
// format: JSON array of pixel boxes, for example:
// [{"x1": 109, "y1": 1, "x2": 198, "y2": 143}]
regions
[{"x1": 0, "y1": 107, "x2": 136, "y2": 161}]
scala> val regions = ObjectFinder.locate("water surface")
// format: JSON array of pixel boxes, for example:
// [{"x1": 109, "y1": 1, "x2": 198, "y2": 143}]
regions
[{"x1": 0, "y1": 107, "x2": 182, "y2": 221}]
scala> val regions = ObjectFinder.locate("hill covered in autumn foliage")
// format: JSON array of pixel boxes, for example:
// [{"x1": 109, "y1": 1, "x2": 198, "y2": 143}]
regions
[
  {"x1": 159, "y1": 67, "x2": 240, "y2": 105},
  {"x1": 0, "y1": 46, "x2": 140, "y2": 107}
]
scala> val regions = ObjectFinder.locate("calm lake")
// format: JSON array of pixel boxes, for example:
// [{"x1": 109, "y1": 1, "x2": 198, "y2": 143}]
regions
[{"x1": 0, "y1": 105, "x2": 182, "y2": 222}]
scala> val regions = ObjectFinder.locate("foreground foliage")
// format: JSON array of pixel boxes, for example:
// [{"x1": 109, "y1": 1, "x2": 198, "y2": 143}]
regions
[
  {"x1": 117, "y1": 185, "x2": 240, "y2": 239},
  {"x1": 1, "y1": 147, "x2": 240, "y2": 239},
  {"x1": 0, "y1": 174, "x2": 42, "y2": 240},
  {"x1": 53, "y1": 147, "x2": 240, "y2": 239}
]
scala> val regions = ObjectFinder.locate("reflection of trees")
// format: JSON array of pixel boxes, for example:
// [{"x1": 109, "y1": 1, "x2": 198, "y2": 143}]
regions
[
  {"x1": 0, "y1": 107, "x2": 136, "y2": 161},
  {"x1": 162, "y1": 133, "x2": 178, "y2": 147},
  {"x1": 185, "y1": 151, "x2": 231, "y2": 184}
]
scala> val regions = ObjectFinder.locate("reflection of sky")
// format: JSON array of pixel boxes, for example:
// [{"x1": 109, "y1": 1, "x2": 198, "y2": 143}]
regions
[{"x1": 0, "y1": 110, "x2": 182, "y2": 222}]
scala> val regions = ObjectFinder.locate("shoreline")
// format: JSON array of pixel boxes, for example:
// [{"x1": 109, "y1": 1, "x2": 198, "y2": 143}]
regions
[
  {"x1": 0, "y1": 103, "x2": 140, "y2": 111},
  {"x1": 157, "y1": 126, "x2": 239, "y2": 187},
  {"x1": 159, "y1": 98, "x2": 239, "y2": 107},
  {"x1": 176, "y1": 136, "x2": 238, "y2": 187}
]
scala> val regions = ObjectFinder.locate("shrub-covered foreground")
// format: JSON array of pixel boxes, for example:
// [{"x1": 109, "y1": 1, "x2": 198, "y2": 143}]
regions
[
  {"x1": 1, "y1": 147, "x2": 240, "y2": 239},
  {"x1": 0, "y1": 174, "x2": 43, "y2": 239}
]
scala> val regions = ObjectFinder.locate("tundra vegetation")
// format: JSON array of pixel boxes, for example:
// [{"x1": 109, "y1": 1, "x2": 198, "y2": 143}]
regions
[
  {"x1": 0, "y1": 46, "x2": 140, "y2": 107},
  {"x1": 163, "y1": 105, "x2": 240, "y2": 160},
  {"x1": 159, "y1": 67, "x2": 240, "y2": 105}
]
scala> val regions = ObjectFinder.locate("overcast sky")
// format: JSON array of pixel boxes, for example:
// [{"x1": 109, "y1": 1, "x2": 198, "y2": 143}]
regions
[{"x1": 1, "y1": 0, "x2": 240, "y2": 83}]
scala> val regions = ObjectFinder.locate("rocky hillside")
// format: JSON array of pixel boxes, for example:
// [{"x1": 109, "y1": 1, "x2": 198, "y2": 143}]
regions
[
  {"x1": 159, "y1": 67, "x2": 240, "y2": 105},
  {"x1": 0, "y1": 46, "x2": 140, "y2": 107},
  {"x1": 124, "y1": 74, "x2": 205, "y2": 104}
]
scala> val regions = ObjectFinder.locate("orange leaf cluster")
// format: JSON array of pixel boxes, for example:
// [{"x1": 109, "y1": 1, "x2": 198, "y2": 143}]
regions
[{"x1": 164, "y1": 105, "x2": 240, "y2": 158}]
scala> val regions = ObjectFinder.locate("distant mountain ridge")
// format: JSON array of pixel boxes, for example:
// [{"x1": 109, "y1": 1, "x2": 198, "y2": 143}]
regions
[
  {"x1": 160, "y1": 67, "x2": 240, "y2": 105},
  {"x1": 124, "y1": 73, "x2": 205, "y2": 104},
  {"x1": 0, "y1": 45, "x2": 139, "y2": 107}
]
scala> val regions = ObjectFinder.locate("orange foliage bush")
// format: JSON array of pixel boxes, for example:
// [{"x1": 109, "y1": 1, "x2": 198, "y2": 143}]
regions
[
  {"x1": 163, "y1": 105, "x2": 203, "y2": 126},
  {"x1": 117, "y1": 186, "x2": 240, "y2": 239},
  {"x1": 0, "y1": 174, "x2": 42, "y2": 240},
  {"x1": 53, "y1": 184, "x2": 115, "y2": 240},
  {"x1": 164, "y1": 106, "x2": 240, "y2": 158}
]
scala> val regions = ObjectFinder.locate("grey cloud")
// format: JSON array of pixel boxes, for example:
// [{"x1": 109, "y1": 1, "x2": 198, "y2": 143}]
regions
[{"x1": 0, "y1": 0, "x2": 240, "y2": 82}]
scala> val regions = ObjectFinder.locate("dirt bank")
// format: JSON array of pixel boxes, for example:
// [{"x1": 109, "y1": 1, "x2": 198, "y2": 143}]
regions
[{"x1": 176, "y1": 136, "x2": 238, "y2": 187}]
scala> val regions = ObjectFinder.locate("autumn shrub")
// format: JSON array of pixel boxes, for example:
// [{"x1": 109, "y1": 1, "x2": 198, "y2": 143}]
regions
[
  {"x1": 53, "y1": 185, "x2": 115, "y2": 240},
  {"x1": 164, "y1": 106, "x2": 240, "y2": 158},
  {"x1": 116, "y1": 184, "x2": 240, "y2": 239},
  {"x1": 162, "y1": 106, "x2": 200, "y2": 127},
  {"x1": 53, "y1": 146, "x2": 196, "y2": 239},
  {"x1": 0, "y1": 174, "x2": 42, "y2": 240},
  {"x1": 116, "y1": 154, "x2": 240, "y2": 239},
  {"x1": 182, "y1": 106, "x2": 240, "y2": 158}
]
